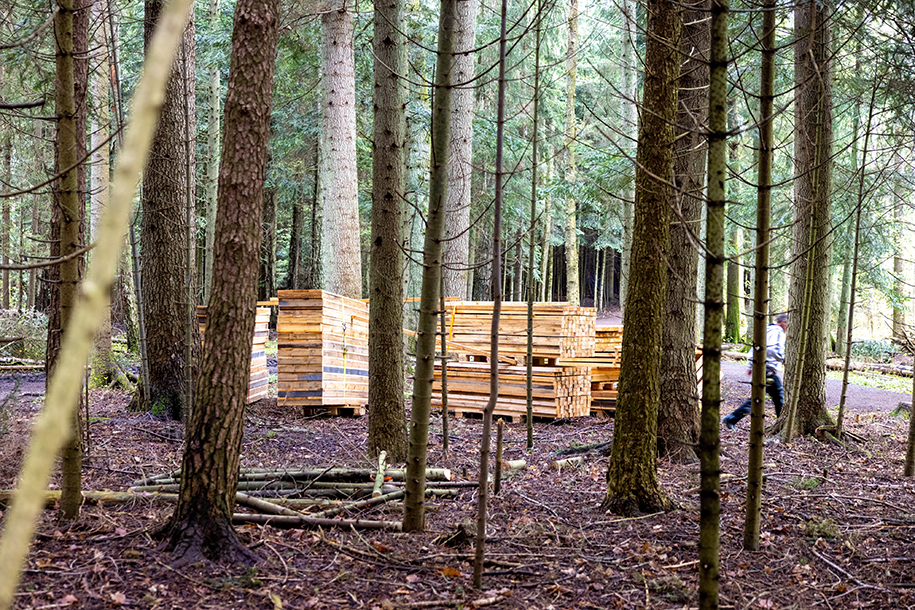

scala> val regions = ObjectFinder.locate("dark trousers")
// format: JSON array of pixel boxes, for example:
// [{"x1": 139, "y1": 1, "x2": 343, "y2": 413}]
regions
[{"x1": 723, "y1": 375, "x2": 783, "y2": 425}]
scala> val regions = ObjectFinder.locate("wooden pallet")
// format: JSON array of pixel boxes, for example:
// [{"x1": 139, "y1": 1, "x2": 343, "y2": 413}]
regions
[
  {"x1": 277, "y1": 290, "x2": 369, "y2": 410},
  {"x1": 197, "y1": 306, "x2": 270, "y2": 404},
  {"x1": 432, "y1": 361, "x2": 590, "y2": 420}
]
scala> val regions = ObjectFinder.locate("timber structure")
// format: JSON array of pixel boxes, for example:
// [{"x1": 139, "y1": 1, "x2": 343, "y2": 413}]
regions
[
  {"x1": 197, "y1": 305, "x2": 269, "y2": 404},
  {"x1": 277, "y1": 290, "x2": 369, "y2": 414}
]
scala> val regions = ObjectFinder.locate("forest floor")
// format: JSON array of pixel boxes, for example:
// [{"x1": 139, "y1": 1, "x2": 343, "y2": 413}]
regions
[{"x1": 1, "y1": 363, "x2": 914, "y2": 610}]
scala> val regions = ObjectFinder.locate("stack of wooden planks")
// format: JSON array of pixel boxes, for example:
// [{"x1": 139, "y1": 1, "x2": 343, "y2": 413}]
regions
[
  {"x1": 438, "y1": 301, "x2": 595, "y2": 362},
  {"x1": 197, "y1": 306, "x2": 270, "y2": 404},
  {"x1": 432, "y1": 362, "x2": 591, "y2": 420},
  {"x1": 558, "y1": 326, "x2": 704, "y2": 416},
  {"x1": 277, "y1": 290, "x2": 369, "y2": 414},
  {"x1": 431, "y1": 302, "x2": 595, "y2": 420}
]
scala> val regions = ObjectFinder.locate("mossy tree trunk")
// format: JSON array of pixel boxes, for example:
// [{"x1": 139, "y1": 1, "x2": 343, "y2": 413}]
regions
[
  {"x1": 603, "y1": 0, "x2": 679, "y2": 517},
  {"x1": 161, "y1": 0, "x2": 279, "y2": 566}
]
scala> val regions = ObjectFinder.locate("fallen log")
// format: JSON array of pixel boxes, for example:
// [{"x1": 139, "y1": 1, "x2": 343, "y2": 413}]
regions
[{"x1": 825, "y1": 359, "x2": 913, "y2": 378}]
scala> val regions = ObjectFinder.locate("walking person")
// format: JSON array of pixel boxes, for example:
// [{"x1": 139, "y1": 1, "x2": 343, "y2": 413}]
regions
[{"x1": 722, "y1": 312, "x2": 787, "y2": 430}]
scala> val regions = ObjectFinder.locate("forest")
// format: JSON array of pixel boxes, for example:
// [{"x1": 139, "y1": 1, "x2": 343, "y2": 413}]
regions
[{"x1": 1, "y1": 0, "x2": 915, "y2": 607}]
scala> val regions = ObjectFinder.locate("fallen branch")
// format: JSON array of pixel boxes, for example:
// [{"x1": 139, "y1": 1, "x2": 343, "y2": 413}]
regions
[
  {"x1": 552, "y1": 441, "x2": 612, "y2": 457},
  {"x1": 372, "y1": 451, "x2": 387, "y2": 498},
  {"x1": 231, "y1": 513, "x2": 403, "y2": 531}
]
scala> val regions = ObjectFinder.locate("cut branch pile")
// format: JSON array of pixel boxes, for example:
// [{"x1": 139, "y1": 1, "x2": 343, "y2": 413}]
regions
[{"x1": 125, "y1": 465, "x2": 459, "y2": 531}]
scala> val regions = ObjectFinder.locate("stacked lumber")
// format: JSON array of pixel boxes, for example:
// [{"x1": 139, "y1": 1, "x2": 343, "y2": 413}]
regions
[
  {"x1": 430, "y1": 302, "x2": 595, "y2": 420},
  {"x1": 439, "y1": 301, "x2": 596, "y2": 363},
  {"x1": 559, "y1": 327, "x2": 704, "y2": 415},
  {"x1": 197, "y1": 306, "x2": 270, "y2": 404},
  {"x1": 432, "y1": 361, "x2": 591, "y2": 420},
  {"x1": 277, "y1": 290, "x2": 368, "y2": 414}
]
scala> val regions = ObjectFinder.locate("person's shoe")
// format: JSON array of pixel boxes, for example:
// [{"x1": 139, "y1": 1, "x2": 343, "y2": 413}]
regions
[{"x1": 722, "y1": 417, "x2": 736, "y2": 430}]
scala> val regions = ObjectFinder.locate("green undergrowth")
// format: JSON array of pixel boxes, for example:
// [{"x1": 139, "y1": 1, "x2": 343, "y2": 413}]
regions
[{"x1": 825, "y1": 369, "x2": 912, "y2": 394}]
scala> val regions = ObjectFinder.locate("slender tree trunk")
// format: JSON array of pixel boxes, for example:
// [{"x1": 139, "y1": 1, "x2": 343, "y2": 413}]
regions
[
  {"x1": 203, "y1": 0, "x2": 220, "y2": 304},
  {"x1": 320, "y1": 2, "x2": 362, "y2": 299},
  {"x1": 658, "y1": 0, "x2": 708, "y2": 463},
  {"x1": 162, "y1": 0, "x2": 278, "y2": 565},
  {"x1": 725, "y1": 226, "x2": 741, "y2": 342},
  {"x1": 1, "y1": 135, "x2": 8, "y2": 310},
  {"x1": 892, "y1": 184, "x2": 906, "y2": 340},
  {"x1": 368, "y1": 0, "x2": 407, "y2": 462},
  {"x1": 403, "y1": 0, "x2": 455, "y2": 532},
  {"x1": 442, "y1": 0, "x2": 478, "y2": 299},
  {"x1": 51, "y1": 0, "x2": 90, "y2": 522},
  {"x1": 743, "y1": 0, "x2": 774, "y2": 552},
  {"x1": 91, "y1": 0, "x2": 114, "y2": 386},
  {"x1": 619, "y1": 0, "x2": 637, "y2": 316},
  {"x1": 603, "y1": 0, "x2": 679, "y2": 517},
  {"x1": 563, "y1": 0, "x2": 579, "y2": 307},
  {"x1": 473, "y1": 0, "x2": 507, "y2": 586},
  {"x1": 539, "y1": 148, "x2": 553, "y2": 302},
  {"x1": 698, "y1": 0, "x2": 728, "y2": 604}
]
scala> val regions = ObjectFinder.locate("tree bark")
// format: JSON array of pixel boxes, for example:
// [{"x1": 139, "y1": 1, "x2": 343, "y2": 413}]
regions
[
  {"x1": 50, "y1": 0, "x2": 90, "y2": 523},
  {"x1": 162, "y1": 0, "x2": 278, "y2": 566},
  {"x1": 603, "y1": 0, "x2": 679, "y2": 517},
  {"x1": 658, "y1": 0, "x2": 708, "y2": 464},
  {"x1": 403, "y1": 0, "x2": 455, "y2": 532},
  {"x1": 139, "y1": 0, "x2": 196, "y2": 419},
  {"x1": 743, "y1": 0, "x2": 774, "y2": 552},
  {"x1": 563, "y1": 0, "x2": 580, "y2": 307},
  {"x1": 368, "y1": 0, "x2": 408, "y2": 462},
  {"x1": 442, "y1": 0, "x2": 478, "y2": 299},
  {"x1": 778, "y1": 0, "x2": 834, "y2": 436},
  {"x1": 618, "y1": 0, "x2": 637, "y2": 317},
  {"x1": 91, "y1": 0, "x2": 114, "y2": 387},
  {"x1": 258, "y1": 186, "x2": 277, "y2": 301},
  {"x1": 203, "y1": 0, "x2": 220, "y2": 304},
  {"x1": 698, "y1": 0, "x2": 728, "y2": 604},
  {"x1": 320, "y1": 2, "x2": 362, "y2": 300}
]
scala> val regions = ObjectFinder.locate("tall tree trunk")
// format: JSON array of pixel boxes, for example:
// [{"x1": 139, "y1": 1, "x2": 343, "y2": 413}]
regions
[
  {"x1": 139, "y1": 0, "x2": 195, "y2": 420},
  {"x1": 658, "y1": 0, "x2": 708, "y2": 464},
  {"x1": 403, "y1": 0, "x2": 455, "y2": 532},
  {"x1": 50, "y1": 0, "x2": 90, "y2": 522},
  {"x1": 778, "y1": 0, "x2": 834, "y2": 436},
  {"x1": 368, "y1": 0, "x2": 407, "y2": 462},
  {"x1": 698, "y1": 0, "x2": 728, "y2": 604},
  {"x1": 162, "y1": 0, "x2": 278, "y2": 565},
  {"x1": 320, "y1": 2, "x2": 362, "y2": 300},
  {"x1": 1, "y1": 135, "x2": 9, "y2": 310},
  {"x1": 563, "y1": 0, "x2": 579, "y2": 307},
  {"x1": 743, "y1": 0, "x2": 774, "y2": 552},
  {"x1": 91, "y1": 0, "x2": 114, "y2": 386},
  {"x1": 203, "y1": 0, "x2": 220, "y2": 304},
  {"x1": 603, "y1": 0, "x2": 679, "y2": 517},
  {"x1": 619, "y1": 0, "x2": 637, "y2": 316},
  {"x1": 442, "y1": 0, "x2": 478, "y2": 299},
  {"x1": 835, "y1": 233, "x2": 852, "y2": 355}
]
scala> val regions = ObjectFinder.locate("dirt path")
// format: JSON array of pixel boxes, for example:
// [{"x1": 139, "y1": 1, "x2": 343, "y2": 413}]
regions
[{"x1": 721, "y1": 360, "x2": 910, "y2": 414}]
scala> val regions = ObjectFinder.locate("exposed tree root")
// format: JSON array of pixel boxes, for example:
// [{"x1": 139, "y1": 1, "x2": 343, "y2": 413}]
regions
[
  {"x1": 600, "y1": 490, "x2": 672, "y2": 517},
  {"x1": 159, "y1": 514, "x2": 262, "y2": 569}
]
